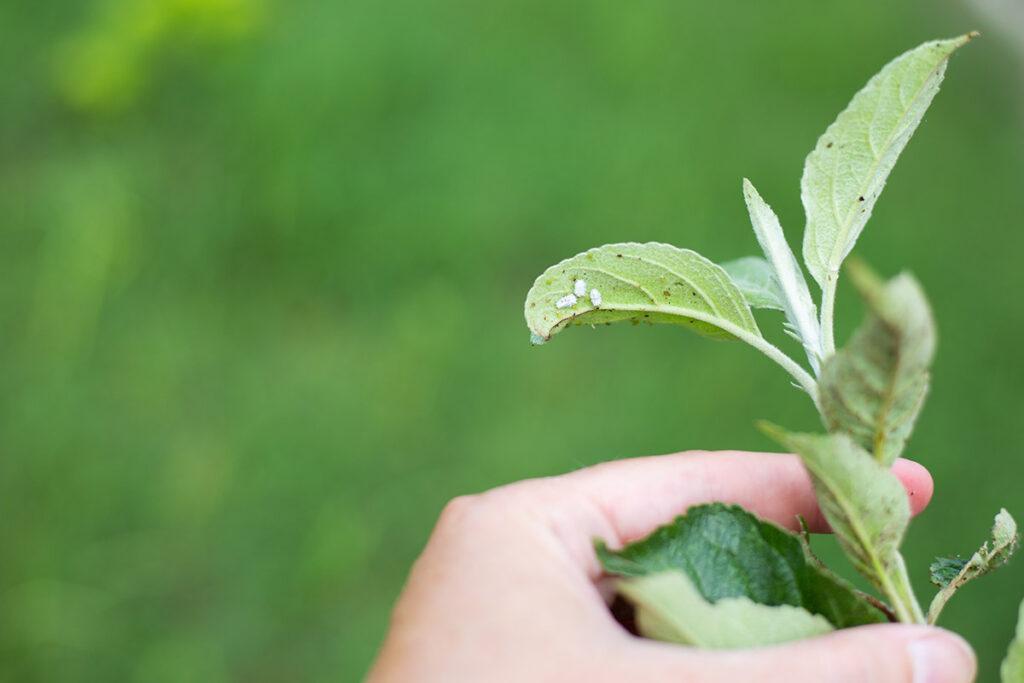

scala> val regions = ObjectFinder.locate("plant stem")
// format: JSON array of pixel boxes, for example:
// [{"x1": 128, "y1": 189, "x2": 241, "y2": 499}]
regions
[
  {"x1": 729, "y1": 327, "x2": 820, "y2": 409},
  {"x1": 883, "y1": 553, "x2": 926, "y2": 624},
  {"x1": 819, "y1": 272, "x2": 838, "y2": 358}
]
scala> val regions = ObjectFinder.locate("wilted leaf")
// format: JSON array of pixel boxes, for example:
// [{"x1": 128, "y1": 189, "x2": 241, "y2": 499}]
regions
[
  {"x1": 819, "y1": 263, "x2": 936, "y2": 465},
  {"x1": 525, "y1": 242, "x2": 759, "y2": 343},
  {"x1": 617, "y1": 571, "x2": 834, "y2": 649},
  {"x1": 761, "y1": 425, "x2": 923, "y2": 622},
  {"x1": 801, "y1": 34, "x2": 975, "y2": 290},
  {"x1": 928, "y1": 509, "x2": 1019, "y2": 624},
  {"x1": 597, "y1": 503, "x2": 886, "y2": 628},
  {"x1": 722, "y1": 256, "x2": 785, "y2": 311}
]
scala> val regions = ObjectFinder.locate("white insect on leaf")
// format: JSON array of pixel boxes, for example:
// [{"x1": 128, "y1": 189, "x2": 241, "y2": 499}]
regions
[
  {"x1": 574, "y1": 279, "x2": 588, "y2": 297},
  {"x1": 590, "y1": 289, "x2": 602, "y2": 307},
  {"x1": 555, "y1": 294, "x2": 578, "y2": 309}
]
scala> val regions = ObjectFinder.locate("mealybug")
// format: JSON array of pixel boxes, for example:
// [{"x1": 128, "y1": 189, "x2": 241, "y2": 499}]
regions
[
  {"x1": 574, "y1": 279, "x2": 587, "y2": 297},
  {"x1": 555, "y1": 294, "x2": 578, "y2": 309},
  {"x1": 590, "y1": 289, "x2": 602, "y2": 307}
]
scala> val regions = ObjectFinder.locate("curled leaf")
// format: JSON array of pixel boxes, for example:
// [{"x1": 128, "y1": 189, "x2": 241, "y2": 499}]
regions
[
  {"x1": 525, "y1": 242, "x2": 759, "y2": 343},
  {"x1": 928, "y1": 508, "x2": 1019, "y2": 624},
  {"x1": 819, "y1": 263, "x2": 936, "y2": 465},
  {"x1": 760, "y1": 424, "x2": 924, "y2": 623}
]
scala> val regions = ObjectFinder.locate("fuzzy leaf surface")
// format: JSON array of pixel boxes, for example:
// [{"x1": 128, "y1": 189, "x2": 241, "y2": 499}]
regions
[
  {"x1": 618, "y1": 571, "x2": 834, "y2": 649},
  {"x1": 722, "y1": 256, "x2": 785, "y2": 311},
  {"x1": 597, "y1": 503, "x2": 886, "y2": 628},
  {"x1": 524, "y1": 242, "x2": 760, "y2": 344},
  {"x1": 742, "y1": 179, "x2": 822, "y2": 370},
  {"x1": 1003, "y1": 599, "x2": 1024, "y2": 683},
  {"x1": 928, "y1": 509, "x2": 1019, "y2": 624},
  {"x1": 819, "y1": 264, "x2": 936, "y2": 465},
  {"x1": 761, "y1": 427, "x2": 911, "y2": 601},
  {"x1": 801, "y1": 34, "x2": 975, "y2": 288}
]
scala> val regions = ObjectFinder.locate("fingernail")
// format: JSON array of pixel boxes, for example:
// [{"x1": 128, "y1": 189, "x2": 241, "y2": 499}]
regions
[{"x1": 909, "y1": 632, "x2": 976, "y2": 683}]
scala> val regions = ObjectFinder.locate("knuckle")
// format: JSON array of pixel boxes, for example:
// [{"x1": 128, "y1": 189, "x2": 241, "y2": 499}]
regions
[{"x1": 437, "y1": 494, "x2": 481, "y2": 527}]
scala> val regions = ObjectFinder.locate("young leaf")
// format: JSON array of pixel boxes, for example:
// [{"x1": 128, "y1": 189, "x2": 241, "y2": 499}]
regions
[
  {"x1": 597, "y1": 503, "x2": 886, "y2": 628},
  {"x1": 928, "y1": 509, "x2": 1019, "y2": 624},
  {"x1": 760, "y1": 425, "x2": 924, "y2": 623},
  {"x1": 722, "y1": 256, "x2": 785, "y2": 311},
  {"x1": 617, "y1": 571, "x2": 834, "y2": 649},
  {"x1": 818, "y1": 263, "x2": 936, "y2": 466},
  {"x1": 524, "y1": 242, "x2": 819, "y2": 398},
  {"x1": 1003, "y1": 598, "x2": 1024, "y2": 683},
  {"x1": 801, "y1": 34, "x2": 975, "y2": 290},
  {"x1": 742, "y1": 179, "x2": 822, "y2": 371}
]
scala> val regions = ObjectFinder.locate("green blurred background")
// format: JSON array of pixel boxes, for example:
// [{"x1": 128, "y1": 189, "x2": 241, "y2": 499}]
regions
[{"x1": 2, "y1": 0, "x2": 1022, "y2": 680}]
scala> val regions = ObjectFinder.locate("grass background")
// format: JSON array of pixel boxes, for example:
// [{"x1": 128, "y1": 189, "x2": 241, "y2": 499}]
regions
[{"x1": 2, "y1": 0, "x2": 1023, "y2": 680}]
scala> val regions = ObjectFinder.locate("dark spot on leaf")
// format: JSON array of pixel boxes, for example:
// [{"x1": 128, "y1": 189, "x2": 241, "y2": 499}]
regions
[
  {"x1": 858, "y1": 196, "x2": 865, "y2": 202},
  {"x1": 616, "y1": 254, "x2": 623, "y2": 258},
  {"x1": 826, "y1": 141, "x2": 833, "y2": 148},
  {"x1": 663, "y1": 290, "x2": 671, "y2": 297}
]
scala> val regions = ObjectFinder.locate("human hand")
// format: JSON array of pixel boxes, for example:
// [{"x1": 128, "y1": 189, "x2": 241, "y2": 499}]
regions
[{"x1": 367, "y1": 451, "x2": 975, "y2": 682}]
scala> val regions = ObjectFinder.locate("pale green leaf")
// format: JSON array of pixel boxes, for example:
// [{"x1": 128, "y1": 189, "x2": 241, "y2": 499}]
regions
[
  {"x1": 525, "y1": 242, "x2": 759, "y2": 343},
  {"x1": 801, "y1": 34, "x2": 976, "y2": 289},
  {"x1": 928, "y1": 509, "x2": 1019, "y2": 624},
  {"x1": 742, "y1": 179, "x2": 822, "y2": 370},
  {"x1": 819, "y1": 263, "x2": 936, "y2": 466},
  {"x1": 597, "y1": 503, "x2": 886, "y2": 628},
  {"x1": 524, "y1": 242, "x2": 820, "y2": 399},
  {"x1": 761, "y1": 425, "x2": 923, "y2": 622},
  {"x1": 1002, "y1": 598, "x2": 1024, "y2": 683},
  {"x1": 722, "y1": 256, "x2": 785, "y2": 311},
  {"x1": 618, "y1": 571, "x2": 834, "y2": 649}
]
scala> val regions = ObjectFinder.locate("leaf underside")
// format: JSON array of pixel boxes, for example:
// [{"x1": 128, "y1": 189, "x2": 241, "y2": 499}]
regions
[
  {"x1": 819, "y1": 264, "x2": 936, "y2": 466},
  {"x1": 722, "y1": 256, "x2": 785, "y2": 311},
  {"x1": 597, "y1": 503, "x2": 886, "y2": 629},
  {"x1": 618, "y1": 571, "x2": 833, "y2": 649},
  {"x1": 524, "y1": 242, "x2": 760, "y2": 344},
  {"x1": 801, "y1": 34, "x2": 975, "y2": 288},
  {"x1": 760, "y1": 426, "x2": 910, "y2": 595}
]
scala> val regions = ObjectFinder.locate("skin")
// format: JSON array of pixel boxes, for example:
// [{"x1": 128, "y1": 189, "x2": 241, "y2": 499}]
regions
[{"x1": 367, "y1": 451, "x2": 976, "y2": 682}]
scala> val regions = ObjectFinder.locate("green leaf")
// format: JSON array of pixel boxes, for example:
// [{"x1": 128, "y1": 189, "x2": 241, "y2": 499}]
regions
[
  {"x1": 818, "y1": 263, "x2": 936, "y2": 466},
  {"x1": 617, "y1": 571, "x2": 834, "y2": 649},
  {"x1": 928, "y1": 509, "x2": 1019, "y2": 624},
  {"x1": 722, "y1": 256, "x2": 785, "y2": 311},
  {"x1": 801, "y1": 34, "x2": 976, "y2": 290},
  {"x1": 597, "y1": 503, "x2": 886, "y2": 628},
  {"x1": 742, "y1": 179, "x2": 822, "y2": 371},
  {"x1": 929, "y1": 556, "x2": 967, "y2": 588},
  {"x1": 1003, "y1": 598, "x2": 1024, "y2": 683},
  {"x1": 760, "y1": 425, "x2": 924, "y2": 623},
  {"x1": 525, "y1": 243, "x2": 821, "y2": 399},
  {"x1": 525, "y1": 242, "x2": 760, "y2": 343}
]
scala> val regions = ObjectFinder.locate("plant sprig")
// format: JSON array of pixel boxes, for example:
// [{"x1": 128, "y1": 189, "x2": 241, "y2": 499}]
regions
[{"x1": 522, "y1": 33, "x2": 1024, "y2": 678}]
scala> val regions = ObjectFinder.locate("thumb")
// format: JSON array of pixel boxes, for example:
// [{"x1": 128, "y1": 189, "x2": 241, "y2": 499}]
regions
[{"x1": 626, "y1": 624, "x2": 976, "y2": 683}]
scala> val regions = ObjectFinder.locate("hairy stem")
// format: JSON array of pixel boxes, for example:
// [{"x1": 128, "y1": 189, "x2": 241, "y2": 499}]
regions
[
  {"x1": 819, "y1": 272, "x2": 838, "y2": 358},
  {"x1": 729, "y1": 327, "x2": 820, "y2": 409},
  {"x1": 883, "y1": 553, "x2": 926, "y2": 624}
]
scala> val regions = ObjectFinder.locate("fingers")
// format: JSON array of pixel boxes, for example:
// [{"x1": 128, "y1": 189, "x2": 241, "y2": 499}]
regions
[
  {"x1": 616, "y1": 624, "x2": 975, "y2": 683},
  {"x1": 556, "y1": 450, "x2": 932, "y2": 543}
]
